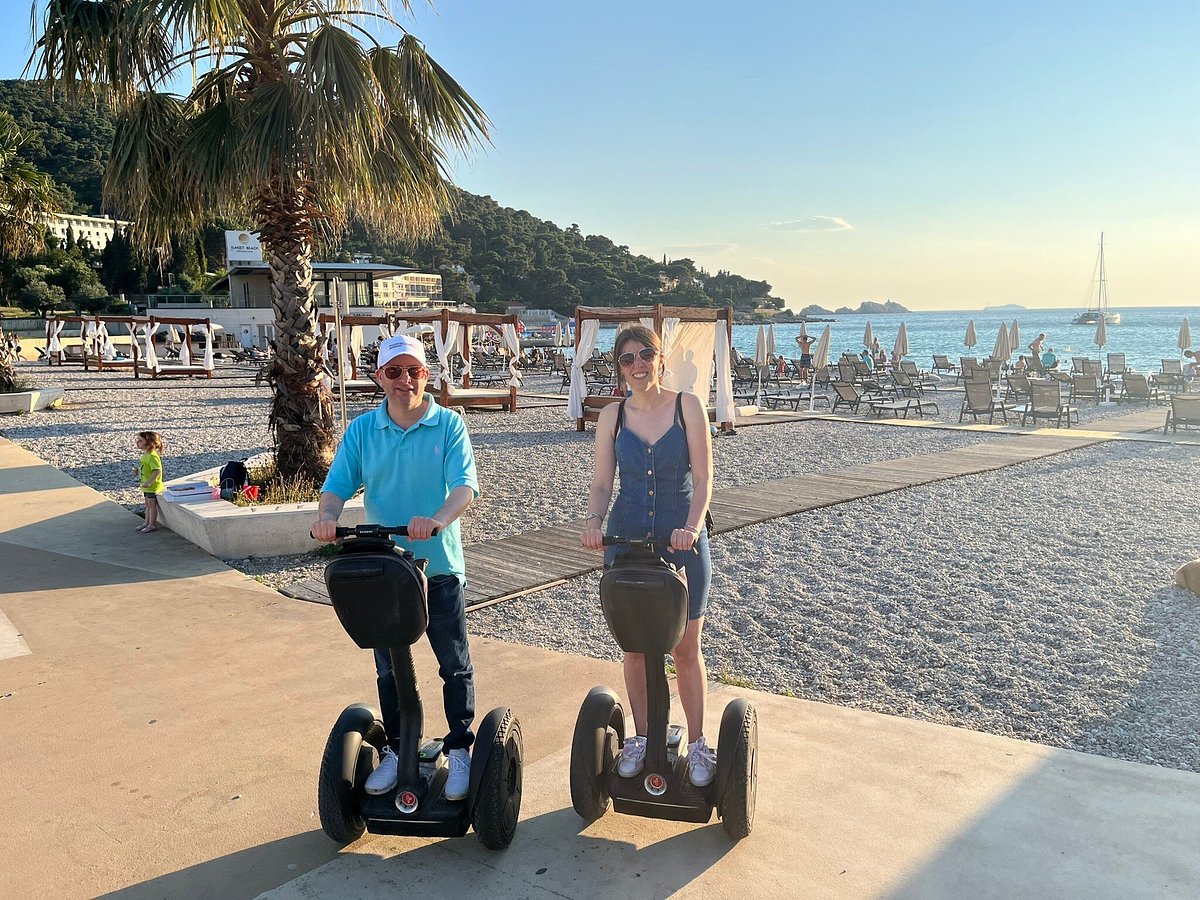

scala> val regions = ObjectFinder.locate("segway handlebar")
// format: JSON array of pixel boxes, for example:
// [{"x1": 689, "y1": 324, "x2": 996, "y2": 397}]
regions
[{"x1": 310, "y1": 524, "x2": 440, "y2": 540}]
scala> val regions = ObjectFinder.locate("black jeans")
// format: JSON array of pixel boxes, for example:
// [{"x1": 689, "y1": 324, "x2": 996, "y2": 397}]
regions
[{"x1": 373, "y1": 574, "x2": 475, "y2": 750}]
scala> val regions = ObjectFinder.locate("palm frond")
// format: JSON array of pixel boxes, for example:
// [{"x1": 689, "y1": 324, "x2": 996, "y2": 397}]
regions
[{"x1": 386, "y1": 36, "x2": 490, "y2": 151}]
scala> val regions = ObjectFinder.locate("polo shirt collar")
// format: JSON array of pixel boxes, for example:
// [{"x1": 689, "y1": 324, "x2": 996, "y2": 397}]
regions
[{"x1": 373, "y1": 393, "x2": 442, "y2": 431}]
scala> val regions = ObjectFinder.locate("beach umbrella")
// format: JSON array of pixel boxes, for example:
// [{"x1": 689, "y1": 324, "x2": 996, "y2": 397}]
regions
[
  {"x1": 809, "y1": 325, "x2": 832, "y2": 411},
  {"x1": 799, "y1": 321, "x2": 808, "y2": 339},
  {"x1": 965, "y1": 319, "x2": 977, "y2": 349},
  {"x1": 754, "y1": 324, "x2": 769, "y2": 403},
  {"x1": 1094, "y1": 314, "x2": 1107, "y2": 365},
  {"x1": 1009, "y1": 319, "x2": 1020, "y2": 356},
  {"x1": 893, "y1": 322, "x2": 909, "y2": 362},
  {"x1": 863, "y1": 321, "x2": 874, "y2": 349},
  {"x1": 1179, "y1": 317, "x2": 1192, "y2": 355}
]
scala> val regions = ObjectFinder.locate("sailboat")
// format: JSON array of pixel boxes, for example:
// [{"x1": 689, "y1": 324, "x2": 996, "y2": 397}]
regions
[{"x1": 1072, "y1": 232, "x2": 1121, "y2": 325}]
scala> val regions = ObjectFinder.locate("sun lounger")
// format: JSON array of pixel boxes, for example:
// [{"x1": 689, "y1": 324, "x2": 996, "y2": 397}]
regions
[
  {"x1": 1164, "y1": 393, "x2": 1200, "y2": 433},
  {"x1": 1020, "y1": 381, "x2": 1078, "y2": 428}
]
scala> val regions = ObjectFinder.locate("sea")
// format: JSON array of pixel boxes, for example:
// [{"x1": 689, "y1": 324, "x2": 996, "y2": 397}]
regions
[{"x1": 593, "y1": 306, "x2": 1196, "y2": 374}]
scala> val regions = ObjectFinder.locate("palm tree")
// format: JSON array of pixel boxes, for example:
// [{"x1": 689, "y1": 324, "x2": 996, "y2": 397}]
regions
[
  {"x1": 30, "y1": 1, "x2": 489, "y2": 479},
  {"x1": 0, "y1": 111, "x2": 57, "y2": 392}
]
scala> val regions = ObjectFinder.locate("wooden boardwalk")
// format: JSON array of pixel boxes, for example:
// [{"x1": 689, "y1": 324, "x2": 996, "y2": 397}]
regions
[{"x1": 281, "y1": 408, "x2": 1172, "y2": 609}]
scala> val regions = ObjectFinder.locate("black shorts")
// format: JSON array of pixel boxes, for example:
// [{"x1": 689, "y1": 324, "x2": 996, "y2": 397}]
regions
[
  {"x1": 800, "y1": 354, "x2": 812, "y2": 367},
  {"x1": 144, "y1": 492, "x2": 160, "y2": 499}
]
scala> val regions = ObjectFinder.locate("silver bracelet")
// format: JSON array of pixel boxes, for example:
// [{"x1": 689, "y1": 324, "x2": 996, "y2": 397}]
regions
[{"x1": 584, "y1": 513, "x2": 603, "y2": 523}]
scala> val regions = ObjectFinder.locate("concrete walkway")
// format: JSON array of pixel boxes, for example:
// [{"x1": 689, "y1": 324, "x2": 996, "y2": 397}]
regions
[{"x1": 2, "y1": 436, "x2": 1198, "y2": 899}]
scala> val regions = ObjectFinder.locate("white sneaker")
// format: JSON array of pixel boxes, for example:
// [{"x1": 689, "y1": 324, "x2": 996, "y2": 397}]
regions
[
  {"x1": 616, "y1": 735, "x2": 647, "y2": 778},
  {"x1": 365, "y1": 746, "x2": 399, "y2": 795},
  {"x1": 444, "y1": 747, "x2": 471, "y2": 801},
  {"x1": 687, "y1": 736, "x2": 716, "y2": 788}
]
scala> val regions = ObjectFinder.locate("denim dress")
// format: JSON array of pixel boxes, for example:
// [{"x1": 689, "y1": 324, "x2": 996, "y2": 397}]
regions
[{"x1": 605, "y1": 395, "x2": 712, "y2": 620}]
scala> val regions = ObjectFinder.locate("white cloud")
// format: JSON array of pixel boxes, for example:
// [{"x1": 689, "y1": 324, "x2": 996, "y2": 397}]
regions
[{"x1": 766, "y1": 216, "x2": 853, "y2": 233}]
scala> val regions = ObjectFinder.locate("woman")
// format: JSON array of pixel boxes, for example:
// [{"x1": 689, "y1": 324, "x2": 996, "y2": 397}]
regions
[{"x1": 581, "y1": 325, "x2": 716, "y2": 787}]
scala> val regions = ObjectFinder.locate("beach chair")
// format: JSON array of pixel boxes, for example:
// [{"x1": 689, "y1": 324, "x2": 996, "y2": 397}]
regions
[
  {"x1": 959, "y1": 379, "x2": 1014, "y2": 424},
  {"x1": 1069, "y1": 374, "x2": 1101, "y2": 405},
  {"x1": 813, "y1": 365, "x2": 832, "y2": 387},
  {"x1": 837, "y1": 360, "x2": 857, "y2": 384},
  {"x1": 1021, "y1": 381, "x2": 1078, "y2": 428},
  {"x1": 1164, "y1": 393, "x2": 1200, "y2": 433},
  {"x1": 1152, "y1": 359, "x2": 1184, "y2": 394},
  {"x1": 957, "y1": 357, "x2": 981, "y2": 385},
  {"x1": 732, "y1": 359, "x2": 757, "y2": 389},
  {"x1": 1118, "y1": 373, "x2": 1164, "y2": 406},
  {"x1": 932, "y1": 354, "x2": 957, "y2": 376},
  {"x1": 1071, "y1": 357, "x2": 1089, "y2": 375},
  {"x1": 1105, "y1": 353, "x2": 1128, "y2": 379},
  {"x1": 1004, "y1": 372, "x2": 1032, "y2": 405},
  {"x1": 890, "y1": 370, "x2": 940, "y2": 415},
  {"x1": 1082, "y1": 359, "x2": 1102, "y2": 378}
]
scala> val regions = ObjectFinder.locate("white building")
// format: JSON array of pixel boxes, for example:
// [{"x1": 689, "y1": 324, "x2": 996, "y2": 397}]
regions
[
  {"x1": 373, "y1": 272, "x2": 448, "y2": 310},
  {"x1": 43, "y1": 212, "x2": 131, "y2": 248}
]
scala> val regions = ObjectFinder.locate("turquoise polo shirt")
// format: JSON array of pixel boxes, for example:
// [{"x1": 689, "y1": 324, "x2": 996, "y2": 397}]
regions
[{"x1": 322, "y1": 396, "x2": 478, "y2": 583}]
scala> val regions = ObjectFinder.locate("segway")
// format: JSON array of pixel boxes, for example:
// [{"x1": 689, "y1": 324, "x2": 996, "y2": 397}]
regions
[
  {"x1": 570, "y1": 538, "x2": 757, "y2": 839},
  {"x1": 316, "y1": 524, "x2": 523, "y2": 849}
]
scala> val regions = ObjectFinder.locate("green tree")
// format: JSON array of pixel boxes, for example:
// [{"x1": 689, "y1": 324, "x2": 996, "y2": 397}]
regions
[
  {"x1": 0, "y1": 111, "x2": 57, "y2": 259},
  {"x1": 32, "y1": 1, "x2": 489, "y2": 481}
]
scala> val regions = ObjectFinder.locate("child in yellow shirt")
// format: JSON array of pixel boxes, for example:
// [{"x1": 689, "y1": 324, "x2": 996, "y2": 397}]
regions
[{"x1": 134, "y1": 431, "x2": 165, "y2": 533}]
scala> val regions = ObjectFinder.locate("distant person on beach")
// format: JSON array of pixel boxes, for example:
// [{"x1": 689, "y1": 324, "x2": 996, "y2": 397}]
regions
[
  {"x1": 795, "y1": 333, "x2": 815, "y2": 381},
  {"x1": 311, "y1": 333, "x2": 479, "y2": 803},
  {"x1": 859, "y1": 348, "x2": 875, "y2": 371},
  {"x1": 1184, "y1": 350, "x2": 1198, "y2": 384},
  {"x1": 134, "y1": 431, "x2": 164, "y2": 533},
  {"x1": 872, "y1": 338, "x2": 886, "y2": 370},
  {"x1": 581, "y1": 324, "x2": 716, "y2": 789}
]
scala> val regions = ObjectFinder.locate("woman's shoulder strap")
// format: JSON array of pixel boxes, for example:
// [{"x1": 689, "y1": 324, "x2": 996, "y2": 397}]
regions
[
  {"x1": 675, "y1": 390, "x2": 685, "y2": 430},
  {"x1": 614, "y1": 398, "x2": 627, "y2": 438}
]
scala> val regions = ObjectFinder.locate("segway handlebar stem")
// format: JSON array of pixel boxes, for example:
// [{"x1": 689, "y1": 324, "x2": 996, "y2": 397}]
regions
[
  {"x1": 601, "y1": 536, "x2": 693, "y2": 554},
  {"x1": 310, "y1": 524, "x2": 441, "y2": 540}
]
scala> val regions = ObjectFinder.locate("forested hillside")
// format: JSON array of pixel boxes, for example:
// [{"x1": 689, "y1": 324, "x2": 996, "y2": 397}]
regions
[{"x1": 0, "y1": 79, "x2": 787, "y2": 314}]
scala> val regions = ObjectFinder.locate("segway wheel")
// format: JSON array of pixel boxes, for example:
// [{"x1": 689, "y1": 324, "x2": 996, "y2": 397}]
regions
[
  {"x1": 570, "y1": 686, "x2": 624, "y2": 822},
  {"x1": 716, "y1": 699, "x2": 758, "y2": 841},
  {"x1": 317, "y1": 705, "x2": 384, "y2": 844},
  {"x1": 473, "y1": 709, "x2": 524, "y2": 850}
]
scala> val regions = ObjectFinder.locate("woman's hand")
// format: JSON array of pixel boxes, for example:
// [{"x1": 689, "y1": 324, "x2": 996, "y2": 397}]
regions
[
  {"x1": 670, "y1": 527, "x2": 697, "y2": 552},
  {"x1": 582, "y1": 525, "x2": 605, "y2": 550}
]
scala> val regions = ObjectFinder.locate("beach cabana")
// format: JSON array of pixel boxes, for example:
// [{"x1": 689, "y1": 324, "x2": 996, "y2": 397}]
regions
[
  {"x1": 317, "y1": 312, "x2": 392, "y2": 393},
  {"x1": 136, "y1": 316, "x2": 215, "y2": 379},
  {"x1": 568, "y1": 304, "x2": 736, "y2": 431},
  {"x1": 388, "y1": 308, "x2": 521, "y2": 412},
  {"x1": 45, "y1": 315, "x2": 93, "y2": 368},
  {"x1": 85, "y1": 315, "x2": 141, "y2": 375}
]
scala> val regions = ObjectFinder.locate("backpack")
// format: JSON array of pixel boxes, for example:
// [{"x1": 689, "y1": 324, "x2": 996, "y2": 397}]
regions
[{"x1": 218, "y1": 459, "x2": 250, "y2": 491}]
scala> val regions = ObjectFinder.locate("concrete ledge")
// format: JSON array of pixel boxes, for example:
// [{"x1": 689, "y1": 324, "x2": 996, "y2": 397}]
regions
[
  {"x1": 158, "y1": 494, "x2": 365, "y2": 558},
  {"x1": 0, "y1": 386, "x2": 66, "y2": 414},
  {"x1": 156, "y1": 463, "x2": 364, "y2": 558}
]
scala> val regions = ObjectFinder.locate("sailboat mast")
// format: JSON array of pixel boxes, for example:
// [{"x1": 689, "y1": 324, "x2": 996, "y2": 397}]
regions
[{"x1": 1098, "y1": 232, "x2": 1106, "y2": 313}]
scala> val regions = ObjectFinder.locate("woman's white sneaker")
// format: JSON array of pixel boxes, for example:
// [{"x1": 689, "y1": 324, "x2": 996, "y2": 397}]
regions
[
  {"x1": 365, "y1": 746, "x2": 399, "y2": 795},
  {"x1": 617, "y1": 735, "x2": 647, "y2": 777},
  {"x1": 687, "y1": 736, "x2": 716, "y2": 787}
]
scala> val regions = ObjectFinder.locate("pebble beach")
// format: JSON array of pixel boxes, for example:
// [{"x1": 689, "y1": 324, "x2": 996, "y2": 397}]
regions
[{"x1": 4, "y1": 359, "x2": 1198, "y2": 776}]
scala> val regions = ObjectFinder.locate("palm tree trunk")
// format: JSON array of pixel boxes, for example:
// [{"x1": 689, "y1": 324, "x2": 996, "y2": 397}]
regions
[{"x1": 257, "y1": 178, "x2": 335, "y2": 482}]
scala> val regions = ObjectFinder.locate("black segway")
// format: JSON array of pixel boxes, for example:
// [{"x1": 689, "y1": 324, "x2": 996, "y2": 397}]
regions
[
  {"x1": 570, "y1": 538, "x2": 757, "y2": 839},
  {"x1": 315, "y1": 524, "x2": 523, "y2": 849}
]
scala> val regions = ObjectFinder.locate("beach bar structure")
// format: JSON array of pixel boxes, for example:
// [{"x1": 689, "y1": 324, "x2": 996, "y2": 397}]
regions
[
  {"x1": 570, "y1": 304, "x2": 736, "y2": 431},
  {"x1": 388, "y1": 308, "x2": 522, "y2": 412}
]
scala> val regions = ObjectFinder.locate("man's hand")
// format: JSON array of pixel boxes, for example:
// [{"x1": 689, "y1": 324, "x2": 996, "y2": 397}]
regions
[
  {"x1": 406, "y1": 516, "x2": 443, "y2": 541},
  {"x1": 311, "y1": 519, "x2": 339, "y2": 543}
]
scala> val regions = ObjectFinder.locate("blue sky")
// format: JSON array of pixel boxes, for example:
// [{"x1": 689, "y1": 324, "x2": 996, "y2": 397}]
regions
[{"x1": 5, "y1": 1, "x2": 1198, "y2": 311}]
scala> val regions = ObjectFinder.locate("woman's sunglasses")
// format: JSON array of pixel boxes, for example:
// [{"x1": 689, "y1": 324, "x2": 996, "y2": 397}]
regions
[
  {"x1": 382, "y1": 365, "x2": 427, "y2": 380},
  {"x1": 617, "y1": 348, "x2": 658, "y2": 367}
]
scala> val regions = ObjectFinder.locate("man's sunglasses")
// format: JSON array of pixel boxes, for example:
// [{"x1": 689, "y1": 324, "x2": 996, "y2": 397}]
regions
[
  {"x1": 617, "y1": 348, "x2": 658, "y2": 367},
  {"x1": 382, "y1": 365, "x2": 428, "y2": 380}
]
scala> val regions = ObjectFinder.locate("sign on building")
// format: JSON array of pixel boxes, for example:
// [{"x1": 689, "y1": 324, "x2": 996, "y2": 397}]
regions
[{"x1": 225, "y1": 230, "x2": 264, "y2": 265}]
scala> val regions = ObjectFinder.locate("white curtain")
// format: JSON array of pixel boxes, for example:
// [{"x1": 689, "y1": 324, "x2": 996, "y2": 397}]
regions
[
  {"x1": 47, "y1": 319, "x2": 65, "y2": 356},
  {"x1": 662, "y1": 321, "x2": 713, "y2": 398},
  {"x1": 660, "y1": 317, "x2": 681, "y2": 363},
  {"x1": 339, "y1": 324, "x2": 353, "y2": 380},
  {"x1": 501, "y1": 323, "x2": 523, "y2": 386},
  {"x1": 95, "y1": 322, "x2": 116, "y2": 360},
  {"x1": 458, "y1": 325, "x2": 472, "y2": 383},
  {"x1": 713, "y1": 323, "x2": 735, "y2": 424},
  {"x1": 432, "y1": 321, "x2": 461, "y2": 389},
  {"x1": 203, "y1": 324, "x2": 215, "y2": 370},
  {"x1": 141, "y1": 322, "x2": 160, "y2": 370},
  {"x1": 568, "y1": 319, "x2": 601, "y2": 418},
  {"x1": 178, "y1": 328, "x2": 192, "y2": 366}
]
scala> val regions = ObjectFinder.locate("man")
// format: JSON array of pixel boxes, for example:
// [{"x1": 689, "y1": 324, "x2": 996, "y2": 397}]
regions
[
  {"x1": 795, "y1": 332, "x2": 814, "y2": 382},
  {"x1": 311, "y1": 333, "x2": 479, "y2": 802}
]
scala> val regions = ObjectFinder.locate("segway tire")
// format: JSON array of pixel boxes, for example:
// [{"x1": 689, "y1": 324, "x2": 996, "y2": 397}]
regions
[
  {"x1": 317, "y1": 705, "x2": 384, "y2": 844},
  {"x1": 473, "y1": 709, "x2": 524, "y2": 850},
  {"x1": 570, "y1": 686, "x2": 624, "y2": 822},
  {"x1": 716, "y1": 699, "x2": 757, "y2": 841}
]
